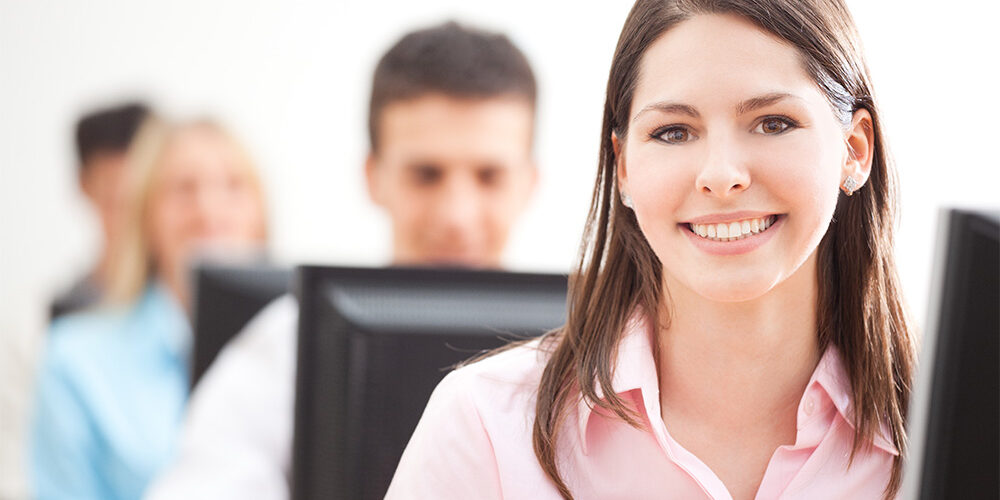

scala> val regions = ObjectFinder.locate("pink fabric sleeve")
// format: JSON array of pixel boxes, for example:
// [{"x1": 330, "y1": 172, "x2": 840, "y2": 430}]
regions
[{"x1": 385, "y1": 369, "x2": 505, "y2": 500}]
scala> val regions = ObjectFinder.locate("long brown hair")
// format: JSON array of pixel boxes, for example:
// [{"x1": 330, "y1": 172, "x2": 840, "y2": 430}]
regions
[{"x1": 532, "y1": 1, "x2": 916, "y2": 498}]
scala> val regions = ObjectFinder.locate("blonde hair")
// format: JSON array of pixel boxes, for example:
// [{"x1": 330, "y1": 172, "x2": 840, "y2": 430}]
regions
[{"x1": 107, "y1": 116, "x2": 270, "y2": 303}]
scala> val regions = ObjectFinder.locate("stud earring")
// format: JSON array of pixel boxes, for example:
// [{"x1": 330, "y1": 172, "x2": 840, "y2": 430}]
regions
[
  {"x1": 621, "y1": 191, "x2": 634, "y2": 209},
  {"x1": 842, "y1": 176, "x2": 858, "y2": 196}
]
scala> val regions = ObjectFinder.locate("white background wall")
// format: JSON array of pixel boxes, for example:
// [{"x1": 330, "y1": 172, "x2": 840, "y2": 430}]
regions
[{"x1": 1, "y1": 1, "x2": 997, "y2": 497}]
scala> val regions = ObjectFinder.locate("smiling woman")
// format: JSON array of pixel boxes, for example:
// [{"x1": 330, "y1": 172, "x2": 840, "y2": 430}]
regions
[
  {"x1": 387, "y1": 1, "x2": 915, "y2": 499},
  {"x1": 617, "y1": 12, "x2": 869, "y2": 305}
]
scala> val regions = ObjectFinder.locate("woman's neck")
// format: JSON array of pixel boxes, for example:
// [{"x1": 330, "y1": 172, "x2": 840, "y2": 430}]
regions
[
  {"x1": 655, "y1": 252, "x2": 822, "y2": 499},
  {"x1": 159, "y1": 268, "x2": 190, "y2": 313},
  {"x1": 93, "y1": 252, "x2": 115, "y2": 290},
  {"x1": 657, "y1": 251, "x2": 821, "y2": 433}
]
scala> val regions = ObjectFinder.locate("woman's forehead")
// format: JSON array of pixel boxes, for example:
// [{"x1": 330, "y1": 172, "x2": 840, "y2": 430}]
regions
[{"x1": 631, "y1": 13, "x2": 823, "y2": 118}]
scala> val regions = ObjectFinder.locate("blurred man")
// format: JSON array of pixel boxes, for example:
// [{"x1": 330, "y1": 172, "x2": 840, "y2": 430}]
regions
[
  {"x1": 146, "y1": 21, "x2": 537, "y2": 499},
  {"x1": 51, "y1": 102, "x2": 150, "y2": 318}
]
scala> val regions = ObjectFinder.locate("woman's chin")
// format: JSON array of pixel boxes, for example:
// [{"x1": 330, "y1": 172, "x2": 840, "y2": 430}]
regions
[{"x1": 676, "y1": 272, "x2": 780, "y2": 304}]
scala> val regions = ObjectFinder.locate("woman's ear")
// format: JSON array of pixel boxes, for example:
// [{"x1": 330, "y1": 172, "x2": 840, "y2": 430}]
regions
[
  {"x1": 843, "y1": 108, "x2": 875, "y2": 193},
  {"x1": 612, "y1": 132, "x2": 627, "y2": 193},
  {"x1": 612, "y1": 132, "x2": 636, "y2": 209}
]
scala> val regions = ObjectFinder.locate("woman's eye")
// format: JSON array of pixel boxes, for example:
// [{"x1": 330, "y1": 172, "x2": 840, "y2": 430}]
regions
[
  {"x1": 754, "y1": 117, "x2": 793, "y2": 135},
  {"x1": 655, "y1": 126, "x2": 694, "y2": 144}
]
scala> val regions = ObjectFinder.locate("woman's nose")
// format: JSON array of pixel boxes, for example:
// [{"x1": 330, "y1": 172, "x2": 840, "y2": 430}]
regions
[{"x1": 694, "y1": 136, "x2": 751, "y2": 198}]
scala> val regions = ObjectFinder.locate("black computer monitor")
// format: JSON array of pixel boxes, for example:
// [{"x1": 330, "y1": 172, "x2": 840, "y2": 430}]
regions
[
  {"x1": 291, "y1": 265, "x2": 568, "y2": 500},
  {"x1": 190, "y1": 263, "x2": 292, "y2": 389},
  {"x1": 903, "y1": 209, "x2": 999, "y2": 499}
]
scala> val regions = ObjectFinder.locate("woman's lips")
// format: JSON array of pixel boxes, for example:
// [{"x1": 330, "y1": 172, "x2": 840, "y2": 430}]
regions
[
  {"x1": 680, "y1": 214, "x2": 785, "y2": 256},
  {"x1": 688, "y1": 214, "x2": 778, "y2": 242}
]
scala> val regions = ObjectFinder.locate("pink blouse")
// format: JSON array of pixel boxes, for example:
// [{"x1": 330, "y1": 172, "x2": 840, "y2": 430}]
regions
[{"x1": 386, "y1": 315, "x2": 898, "y2": 499}]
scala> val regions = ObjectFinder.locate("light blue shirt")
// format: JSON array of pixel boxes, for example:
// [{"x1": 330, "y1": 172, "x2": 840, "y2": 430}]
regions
[{"x1": 30, "y1": 283, "x2": 191, "y2": 500}]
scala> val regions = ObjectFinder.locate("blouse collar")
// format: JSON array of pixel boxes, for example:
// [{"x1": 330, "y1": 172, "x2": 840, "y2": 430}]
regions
[{"x1": 575, "y1": 313, "x2": 898, "y2": 456}]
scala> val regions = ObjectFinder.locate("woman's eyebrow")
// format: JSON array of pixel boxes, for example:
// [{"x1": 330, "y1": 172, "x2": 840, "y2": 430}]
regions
[
  {"x1": 735, "y1": 92, "x2": 800, "y2": 115},
  {"x1": 632, "y1": 102, "x2": 700, "y2": 123},
  {"x1": 632, "y1": 92, "x2": 803, "y2": 123}
]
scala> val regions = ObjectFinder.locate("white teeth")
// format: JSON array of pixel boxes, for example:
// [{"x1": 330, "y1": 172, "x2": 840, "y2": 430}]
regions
[{"x1": 690, "y1": 215, "x2": 777, "y2": 242}]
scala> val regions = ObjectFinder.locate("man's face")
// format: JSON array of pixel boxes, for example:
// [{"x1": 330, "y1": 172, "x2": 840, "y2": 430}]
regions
[
  {"x1": 367, "y1": 94, "x2": 537, "y2": 268},
  {"x1": 80, "y1": 151, "x2": 130, "y2": 247}
]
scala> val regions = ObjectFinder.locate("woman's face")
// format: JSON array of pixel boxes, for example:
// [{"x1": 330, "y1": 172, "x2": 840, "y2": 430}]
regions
[
  {"x1": 147, "y1": 126, "x2": 266, "y2": 287},
  {"x1": 618, "y1": 13, "x2": 869, "y2": 303}
]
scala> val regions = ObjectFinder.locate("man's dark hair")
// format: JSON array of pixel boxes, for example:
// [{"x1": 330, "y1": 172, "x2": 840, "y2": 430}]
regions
[
  {"x1": 75, "y1": 101, "x2": 150, "y2": 173},
  {"x1": 368, "y1": 21, "x2": 537, "y2": 151}
]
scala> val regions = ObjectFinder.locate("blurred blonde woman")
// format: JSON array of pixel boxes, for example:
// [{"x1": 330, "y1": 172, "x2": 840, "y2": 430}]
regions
[{"x1": 30, "y1": 117, "x2": 269, "y2": 500}]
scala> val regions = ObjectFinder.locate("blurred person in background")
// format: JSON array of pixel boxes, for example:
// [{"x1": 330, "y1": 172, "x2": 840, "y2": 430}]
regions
[
  {"x1": 30, "y1": 117, "x2": 270, "y2": 500},
  {"x1": 146, "y1": 21, "x2": 538, "y2": 500},
  {"x1": 51, "y1": 102, "x2": 150, "y2": 319}
]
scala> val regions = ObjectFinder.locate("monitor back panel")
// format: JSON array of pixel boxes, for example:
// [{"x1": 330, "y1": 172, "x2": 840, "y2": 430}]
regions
[
  {"x1": 292, "y1": 265, "x2": 567, "y2": 500},
  {"x1": 914, "y1": 210, "x2": 999, "y2": 499},
  {"x1": 190, "y1": 263, "x2": 292, "y2": 389}
]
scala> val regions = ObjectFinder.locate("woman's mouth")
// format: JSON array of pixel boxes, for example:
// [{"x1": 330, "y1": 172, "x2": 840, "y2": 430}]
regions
[{"x1": 687, "y1": 215, "x2": 779, "y2": 242}]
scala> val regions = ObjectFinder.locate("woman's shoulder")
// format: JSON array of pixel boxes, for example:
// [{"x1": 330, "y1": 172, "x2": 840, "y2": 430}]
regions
[
  {"x1": 451, "y1": 338, "x2": 549, "y2": 388},
  {"x1": 388, "y1": 338, "x2": 557, "y2": 498},
  {"x1": 43, "y1": 298, "x2": 173, "y2": 381},
  {"x1": 35, "y1": 308, "x2": 136, "y2": 424},
  {"x1": 428, "y1": 337, "x2": 553, "y2": 424},
  {"x1": 46, "y1": 284, "x2": 185, "y2": 359},
  {"x1": 46, "y1": 306, "x2": 132, "y2": 362}
]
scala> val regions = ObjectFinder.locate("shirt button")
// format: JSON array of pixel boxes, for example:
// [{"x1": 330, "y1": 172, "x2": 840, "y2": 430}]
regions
[{"x1": 804, "y1": 397, "x2": 816, "y2": 416}]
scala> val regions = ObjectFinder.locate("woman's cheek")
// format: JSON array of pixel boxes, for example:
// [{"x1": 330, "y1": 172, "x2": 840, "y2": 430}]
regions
[
  {"x1": 626, "y1": 147, "x2": 691, "y2": 211},
  {"x1": 764, "y1": 137, "x2": 839, "y2": 203},
  {"x1": 150, "y1": 199, "x2": 191, "y2": 270}
]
